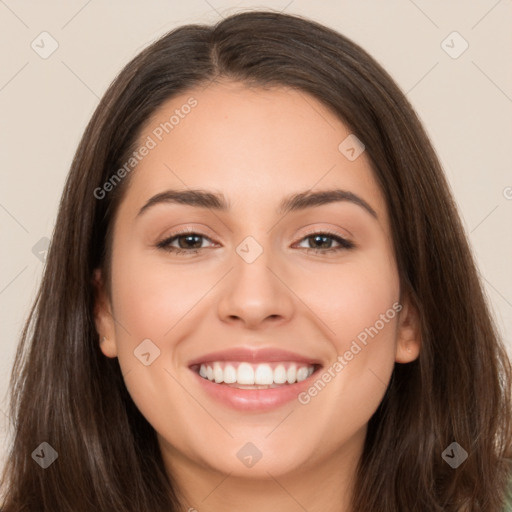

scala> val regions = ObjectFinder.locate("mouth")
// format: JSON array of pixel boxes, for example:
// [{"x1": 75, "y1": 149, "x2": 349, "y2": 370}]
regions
[
  {"x1": 190, "y1": 361, "x2": 321, "y2": 389},
  {"x1": 188, "y1": 351, "x2": 323, "y2": 411}
]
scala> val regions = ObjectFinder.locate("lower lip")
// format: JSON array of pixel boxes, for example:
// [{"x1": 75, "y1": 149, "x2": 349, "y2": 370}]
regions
[{"x1": 191, "y1": 369, "x2": 319, "y2": 411}]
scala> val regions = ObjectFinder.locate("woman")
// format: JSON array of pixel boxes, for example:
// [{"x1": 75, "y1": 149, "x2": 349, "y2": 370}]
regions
[{"x1": 1, "y1": 10, "x2": 511, "y2": 511}]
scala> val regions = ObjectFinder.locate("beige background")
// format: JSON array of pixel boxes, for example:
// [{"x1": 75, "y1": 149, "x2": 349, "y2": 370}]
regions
[{"x1": 1, "y1": 0, "x2": 511, "y2": 466}]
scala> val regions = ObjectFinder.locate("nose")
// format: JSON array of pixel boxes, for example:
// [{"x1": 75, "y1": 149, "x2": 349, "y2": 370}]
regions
[{"x1": 216, "y1": 243, "x2": 295, "y2": 330}]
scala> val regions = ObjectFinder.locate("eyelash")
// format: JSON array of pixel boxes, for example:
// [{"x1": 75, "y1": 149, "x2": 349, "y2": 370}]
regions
[{"x1": 155, "y1": 228, "x2": 355, "y2": 256}]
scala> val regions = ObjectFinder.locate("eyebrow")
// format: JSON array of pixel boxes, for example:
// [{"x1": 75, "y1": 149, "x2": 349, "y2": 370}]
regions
[{"x1": 136, "y1": 188, "x2": 378, "y2": 219}]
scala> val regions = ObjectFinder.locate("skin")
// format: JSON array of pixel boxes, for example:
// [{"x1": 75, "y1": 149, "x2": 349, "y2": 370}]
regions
[{"x1": 94, "y1": 80, "x2": 421, "y2": 512}]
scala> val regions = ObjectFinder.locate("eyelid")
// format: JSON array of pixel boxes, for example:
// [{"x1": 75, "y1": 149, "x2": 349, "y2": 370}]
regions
[
  {"x1": 297, "y1": 222, "x2": 354, "y2": 240},
  {"x1": 155, "y1": 226, "x2": 218, "y2": 249},
  {"x1": 157, "y1": 225, "x2": 352, "y2": 243},
  {"x1": 297, "y1": 225, "x2": 351, "y2": 240},
  {"x1": 158, "y1": 225, "x2": 217, "y2": 241}
]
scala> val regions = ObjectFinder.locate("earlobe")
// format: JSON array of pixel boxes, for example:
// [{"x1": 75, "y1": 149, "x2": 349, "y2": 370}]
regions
[
  {"x1": 395, "y1": 296, "x2": 421, "y2": 363},
  {"x1": 99, "y1": 335, "x2": 118, "y2": 358},
  {"x1": 92, "y1": 268, "x2": 118, "y2": 358}
]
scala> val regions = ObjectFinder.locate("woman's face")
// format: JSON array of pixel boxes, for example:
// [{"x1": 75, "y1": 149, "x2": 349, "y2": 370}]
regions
[{"x1": 95, "y1": 80, "x2": 419, "y2": 481}]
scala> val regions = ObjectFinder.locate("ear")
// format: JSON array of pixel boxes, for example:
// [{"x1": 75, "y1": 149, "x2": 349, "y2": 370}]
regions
[
  {"x1": 395, "y1": 294, "x2": 421, "y2": 363},
  {"x1": 92, "y1": 268, "x2": 118, "y2": 358}
]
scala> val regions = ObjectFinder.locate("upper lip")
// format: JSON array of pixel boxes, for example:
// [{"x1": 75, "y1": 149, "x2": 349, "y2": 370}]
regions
[{"x1": 188, "y1": 347, "x2": 323, "y2": 367}]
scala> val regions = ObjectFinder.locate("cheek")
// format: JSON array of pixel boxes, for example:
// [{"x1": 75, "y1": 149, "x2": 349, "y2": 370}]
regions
[
  {"x1": 110, "y1": 247, "x2": 206, "y2": 341},
  {"x1": 328, "y1": 270, "x2": 399, "y2": 355},
  {"x1": 108, "y1": 245, "x2": 228, "y2": 415},
  {"x1": 307, "y1": 246, "x2": 400, "y2": 352},
  {"x1": 297, "y1": 247, "x2": 400, "y2": 410},
  {"x1": 108, "y1": 249, "x2": 200, "y2": 443}
]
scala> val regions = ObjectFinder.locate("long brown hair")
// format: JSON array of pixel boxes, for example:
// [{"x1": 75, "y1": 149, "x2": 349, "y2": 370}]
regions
[{"x1": 2, "y1": 10, "x2": 511, "y2": 511}]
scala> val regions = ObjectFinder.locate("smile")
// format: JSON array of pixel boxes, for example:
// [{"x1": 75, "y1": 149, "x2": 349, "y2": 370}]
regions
[
  {"x1": 193, "y1": 361, "x2": 316, "y2": 388},
  {"x1": 188, "y1": 347, "x2": 323, "y2": 411}
]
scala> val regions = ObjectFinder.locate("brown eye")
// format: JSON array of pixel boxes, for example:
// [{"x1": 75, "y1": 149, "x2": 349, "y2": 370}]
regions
[
  {"x1": 156, "y1": 231, "x2": 215, "y2": 255},
  {"x1": 295, "y1": 232, "x2": 354, "y2": 253}
]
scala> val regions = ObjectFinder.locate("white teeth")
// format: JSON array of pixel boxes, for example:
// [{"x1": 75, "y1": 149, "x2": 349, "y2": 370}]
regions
[
  {"x1": 286, "y1": 365, "x2": 296, "y2": 384},
  {"x1": 237, "y1": 362, "x2": 255, "y2": 385},
  {"x1": 223, "y1": 364, "x2": 237, "y2": 384},
  {"x1": 254, "y1": 364, "x2": 274, "y2": 385},
  {"x1": 273, "y1": 364, "x2": 287, "y2": 384},
  {"x1": 296, "y1": 366, "x2": 309, "y2": 382},
  {"x1": 197, "y1": 361, "x2": 316, "y2": 386},
  {"x1": 213, "y1": 362, "x2": 224, "y2": 383}
]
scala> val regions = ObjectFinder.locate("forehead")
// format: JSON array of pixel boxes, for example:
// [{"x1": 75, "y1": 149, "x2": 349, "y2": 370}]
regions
[{"x1": 117, "y1": 81, "x2": 387, "y2": 224}]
